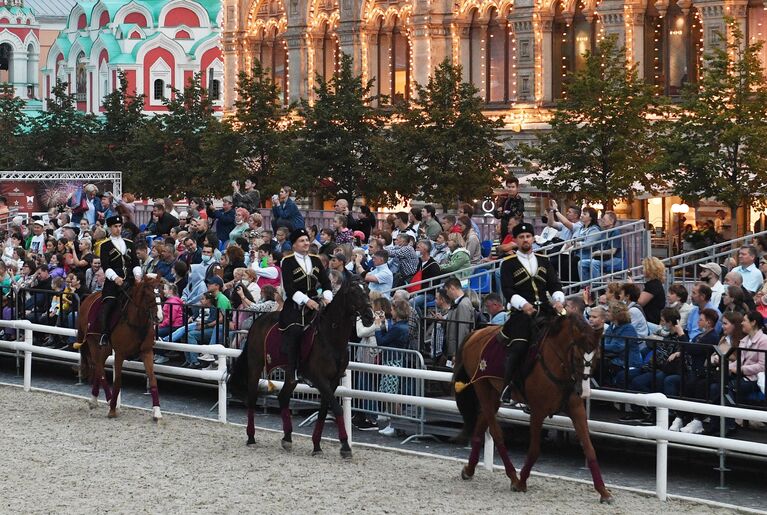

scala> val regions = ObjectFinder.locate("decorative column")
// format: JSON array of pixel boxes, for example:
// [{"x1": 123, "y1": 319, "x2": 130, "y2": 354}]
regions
[
  {"x1": 411, "y1": 0, "x2": 432, "y2": 89},
  {"x1": 285, "y1": 28, "x2": 310, "y2": 102},
  {"x1": 537, "y1": 13, "x2": 553, "y2": 104}
]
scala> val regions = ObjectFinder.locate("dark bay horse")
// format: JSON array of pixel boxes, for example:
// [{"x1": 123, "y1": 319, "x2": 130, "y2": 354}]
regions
[
  {"x1": 453, "y1": 314, "x2": 613, "y2": 503},
  {"x1": 76, "y1": 276, "x2": 164, "y2": 420},
  {"x1": 229, "y1": 278, "x2": 373, "y2": 457}
]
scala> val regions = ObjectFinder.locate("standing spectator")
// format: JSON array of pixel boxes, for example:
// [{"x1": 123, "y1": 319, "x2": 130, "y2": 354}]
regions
[
  {"x1": 356, "y1": 205, "x2": 377, "y2": 241},
  {"x1": 188, "y1": 197, "x2": 208, "y2": 220},
  {"x1": 208, "y1": 196, "x2": 236, "y2": 247},
  {"x1": 732, "y1": 245, "x2": 763, "y2": 293},
  {"x1": 364, "y1": 249, "x2": 393, "y2": 297},
  {"x1": 699, "y1": 263, "x2": 725, "y2": 308},
  {"x1": 443, "y1": 277, "x2": 475, "y2": 366},
  {"x1": 271, "y1": 186, "x2": 304, "y2": 231},
  {"x1": 232, "y1": 178, "x2": 260, "y2": 212},
  {"x1": 386, "y1": 234, "x2": 419, "y2": 286},
  {"x1": 391, "y1": 212, "x2": 416, "y2": 240},
  {"x1": 67, "y1": 184, "x2": 101, "y2": 225},
  {"x1": 495, "y1": 175, "x2": 525, "y2": 241},
  {"x1": 421, "y1": 205, "x2": 442, "y2": 241},
  {"x1": 638, "y1": 257, "x2": 667, "y2": 328},
  {"x1": 333, "y1": 214, "x2": 354, "y2": 244},
  {"x1": 229, "y1": 208, "x2": 250, "y2": 242}
]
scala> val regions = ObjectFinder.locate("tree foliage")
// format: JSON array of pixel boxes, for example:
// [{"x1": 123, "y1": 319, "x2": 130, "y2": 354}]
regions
[
  {"x1": 0, "y1": 83, "x2": 27, "y2": 170},
  {"x1": 662, "y1": 20, "x2": 767, "y2": 232},
  {"x1": 390, "y1": 59, "x2": 507, "y2": 208},
  {"x1": 515, "y1": 35, "x2": 661, "y2": 207}
]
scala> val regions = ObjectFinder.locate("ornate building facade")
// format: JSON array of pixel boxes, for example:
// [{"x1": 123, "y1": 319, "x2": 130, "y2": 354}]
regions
[
  {"x1": 221, "y1": 0, "x2": 767, "y2": 122},
  {"x1": 0, "y1": 0, "x2": 41, "y2": 109},
  {"x1": 43, "y1": 0, "x2": 223, "y2": 114}
]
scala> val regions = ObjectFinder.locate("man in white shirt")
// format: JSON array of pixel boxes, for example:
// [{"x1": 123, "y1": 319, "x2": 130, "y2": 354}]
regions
[
  {"x1": 699, "y1": 262, "x2": 725, "y2": 308},
  {"x1": 732, "y1": 245, "x2": 764, "y2": 293}
]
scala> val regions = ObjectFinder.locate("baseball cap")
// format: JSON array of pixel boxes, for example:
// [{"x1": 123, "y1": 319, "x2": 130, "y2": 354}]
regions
[
  {"x1": 699, "y1": 263, "x2": 722, "y2": 278},
  {"x1": 206, "y1": 275, "x2": 224, "y2": 288}
]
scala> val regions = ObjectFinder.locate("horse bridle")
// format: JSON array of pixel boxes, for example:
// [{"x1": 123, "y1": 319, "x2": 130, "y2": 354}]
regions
[
  {"x1": 118, "y1": 283, "x2": 162, "y2": 332},
  {"x1": 537, "y1": 319, "x2": 597, "y2": 399}
]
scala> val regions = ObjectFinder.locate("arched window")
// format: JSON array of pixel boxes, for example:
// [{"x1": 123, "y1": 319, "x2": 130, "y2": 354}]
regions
[
  {"x1": 211, "y1": 79, "x2": 221, "y2": 100},
  {"x1": 269, "y1": 28, "x2": 288, "y2": 105},
  {"x1": 551, "y1": 1, "x2": 569, "y2": 99},
  {"x1": 486, "y1": 7, "x2": 511, "y2": 103},
  {"x1": 315, "y1": 21, "x2": 338, "y2": 82},
  {"x1": 0, "y1": 43, "x2": 12, "y2": 84},
  {"x1": 468, "y1": 9, "x2": 481, "y2": 86},
  {"x1": 27, "y1": 43, "x2": 36, "y2": 97},
  {"x1": 76, "y1": 52, "x2": 87, "y2": 101},
  {"x1": 391, "y1": 15, "x2": 410, "y2": 101},
  {"x1": 373, "y1": 16, "x2": 388, "y2": 99},
  {"x1": 643, "y1": 0, "x2": 663, "y2": 91},
  {"x1": 153, "y1": 78, "x2": 165, "y2": 100}
]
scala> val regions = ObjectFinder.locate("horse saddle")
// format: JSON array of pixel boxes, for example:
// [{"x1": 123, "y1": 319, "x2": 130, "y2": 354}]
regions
[
  {"x1": 264, "y1": 324, "x2": 317, "y2": 375},
  {"x1": 474, "y1": 334, "x2": 539, "y2": 387},
  {"x1": 86, "y1": 296, "x2": 125, "y2": 335}
]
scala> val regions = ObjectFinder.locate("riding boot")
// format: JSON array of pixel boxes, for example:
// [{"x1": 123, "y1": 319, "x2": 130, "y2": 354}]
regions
[
  {"x1": 501, "y1": 341, "x2": 527, "y2": 403},
  {"x1": 99, "y1": 300, "x2": 114, "y2": 347}
]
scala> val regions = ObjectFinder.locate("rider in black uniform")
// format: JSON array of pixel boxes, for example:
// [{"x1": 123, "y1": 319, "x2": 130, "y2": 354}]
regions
[
  {"x1": 495, "y1": 222, "x2": 565, "y2": 401},
  {"x1": 279, "y1": 228, "x2": 334, "y2": 381},
  {"x1": 99, "y1": 215, "x2": 142, "y2": 346}
]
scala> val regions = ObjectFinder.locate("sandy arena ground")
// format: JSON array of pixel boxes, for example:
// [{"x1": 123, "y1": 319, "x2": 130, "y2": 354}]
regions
[{"x1": 0, "y1": 386, "x2": 738, "y2": 514}]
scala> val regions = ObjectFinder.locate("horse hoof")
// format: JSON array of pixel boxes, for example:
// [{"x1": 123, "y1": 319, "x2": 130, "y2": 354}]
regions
[
  {"x1": 340, "y1": 448, "x2": 352, "y2": 459},
  {"x1": 246, "y1": 436, "x2": 256, "y2": 446},
  {"x1": 460, "y1": 468, "x2": 473, "y2": 481},
  {"x1": 107, "y1": 410, "x2": 117, "y2": 418},
  {"x1": 281, "y1": 439, "x2": 292, "y2": 452},
  {"x1": 599, "y1": 496, "x2": 614, "y2": 505},
  {"x1": 88, "y1": 396, "x2": 98, "y2": 409},
  {"x1": 511, "y1": 481, "x2": 527, "y2": 493},
  {"x1": 152, "y1": 406, "x2": 162, "y2": 421},
  {"x1": 311, "y1": 449, "x2": 323, "y2": 457}
]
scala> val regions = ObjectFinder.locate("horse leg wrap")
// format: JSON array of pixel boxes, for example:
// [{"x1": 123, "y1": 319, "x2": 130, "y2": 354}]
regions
[
  {"x1": 335, "y1": 414, "x2": 348, "y2": 442},
  {"x1": 91, "y1": 379, "x2": 100, "y2": 398},
  {"x1": 149, "y1": 386, "x2": 160, "y2": 407},
  {"x1": 246, "y1": 409, "x2": 256, "y2": 438},
  {"x1": 281, "y1": 407, "x2": 293, "y2": 435},
  {"x1": 587, "y1": 458, "x2": 606, "y2": 491},
  {"x1": 312, "y1": 418, "x2": 326, "y2": 447},
  {"x1": 468, "y1": 436, "x2": 482, "y2": 468},
  {"x1": 100, "y1": 378, "x2": 112, "y2": 402},
  {"x1": 496, "y1": 444, "x2": 517, "y2": 477}
]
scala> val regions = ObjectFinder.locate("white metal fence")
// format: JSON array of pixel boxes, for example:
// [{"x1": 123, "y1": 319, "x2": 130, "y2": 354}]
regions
[{"x1": 2, "y1": 318, "x2": 767, "y2": 502}]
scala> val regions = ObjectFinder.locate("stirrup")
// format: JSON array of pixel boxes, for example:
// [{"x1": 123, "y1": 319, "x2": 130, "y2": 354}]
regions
[
  {"x1": 72, "y1": 341, "x2": 83, "y2": 350},
  {"x1": 500, "y1": 384, "x2": 514, "y2": 405},
  {"x1": 98, "y1": 334, "x2": 110, "y2": 347}
]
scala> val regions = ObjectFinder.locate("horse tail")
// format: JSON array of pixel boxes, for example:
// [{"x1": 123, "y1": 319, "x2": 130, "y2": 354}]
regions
[
  {"x1": 227, "y1": 343, "x2": 249, "y2": 401},
  {"x1": 453, "y1": 361, "x2": 479, "y2": 442}
]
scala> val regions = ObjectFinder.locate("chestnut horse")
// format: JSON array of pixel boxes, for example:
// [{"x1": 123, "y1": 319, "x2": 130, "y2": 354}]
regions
[
  {"x1": 453, "y1": 314, "x2": 613, "y2": 503},
  {"x1": 228, "y1": 278, "x2": 373, "y2": 457},
  {"x1": 76, "y1": 276, "x2": 164, "y2": 420}
]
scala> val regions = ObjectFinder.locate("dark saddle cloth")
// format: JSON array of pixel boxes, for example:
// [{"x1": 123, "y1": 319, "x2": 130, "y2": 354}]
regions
[
  {"x1": 85, "y1": 295, "x2": 125, "y2": 334},
  {"x1": 474, "y1": 332, "x2": 540, "y2": 385},
  {"x1": 264, "y1": 324, "x2": 317, "y2": 375}
]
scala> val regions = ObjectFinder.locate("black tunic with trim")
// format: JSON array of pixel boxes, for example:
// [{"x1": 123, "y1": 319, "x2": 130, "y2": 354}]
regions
[
  {"x1": 279, "y1": 253, "x2": 332, "y2": 329},
  {"x1": 99, "y1": 238, "x2": 139, "y2": 301}
]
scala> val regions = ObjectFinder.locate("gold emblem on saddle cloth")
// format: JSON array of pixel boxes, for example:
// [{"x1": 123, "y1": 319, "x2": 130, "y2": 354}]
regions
[
  {"x1": 266, "y1": 353, "x2": 272, "y2": 364},
  {"x1": 479, "y1": 359, "x2": 487, "y2": 371}
]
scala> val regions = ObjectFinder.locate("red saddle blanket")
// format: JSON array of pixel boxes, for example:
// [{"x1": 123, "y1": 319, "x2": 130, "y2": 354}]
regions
[
  {"x1": 471, "y1": 334, "x2": 539, "y2": 385},
  {"x1": 264, "y1": 324, "x2": 317, "y2": 375},
  {"x1": 85, "y1": 296, "x2": 122, "y2": 334}
]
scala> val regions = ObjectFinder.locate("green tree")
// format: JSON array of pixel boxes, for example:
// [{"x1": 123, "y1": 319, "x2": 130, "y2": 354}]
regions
[
  {"x1": 662, "y1": 20, "x2": 767, "y2": 235},
  {"x1": 280, "y1": 54, "x2": 398, "y2": 205},
  {"x1": 0, "y1": 83, "x2": 27, "y2": 169},
  {"x1": 233, "y1": 62, "x2": 287, "y2": 195},
  {"x1": 22, "y1": 80, "x2": 99, "y2": 170},
  {"x1": 78, "y1": 71, "x2": 147, "y2": 171},
  {"x1": 515, "y1": 34, "x2": 661, "y2": 208},
  {"x1": 390, "y1": 59, "x2": 507, "y2": 208}
]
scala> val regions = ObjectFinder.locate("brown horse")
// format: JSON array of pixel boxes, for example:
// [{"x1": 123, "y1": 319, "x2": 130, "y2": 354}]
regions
[
  {"x1": 228, "y1": 277, "x2": 373, "y2": 457},
  {"x1": 453, "y1": 314, "x2": 613, "y2": 503},
  {"x1": 76, "y1": 276, "x2": 164, "y2": 420}
]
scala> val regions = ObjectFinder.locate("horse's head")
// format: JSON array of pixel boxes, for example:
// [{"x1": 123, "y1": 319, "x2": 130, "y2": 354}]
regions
[
  {"x1": 549, "y1": 313, "x2": 600, "y2": 398},
  {"x1": 133, "y1": 274, "x2": 164, "y2": 325},
  {"x1": 336, "y1": 277, "x2": 374, "y2": 326}
]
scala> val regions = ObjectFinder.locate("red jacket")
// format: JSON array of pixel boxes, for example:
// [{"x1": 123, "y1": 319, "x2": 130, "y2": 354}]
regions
[{"x1": 161, "y1": 296, "x2": 184, "y2": 329}]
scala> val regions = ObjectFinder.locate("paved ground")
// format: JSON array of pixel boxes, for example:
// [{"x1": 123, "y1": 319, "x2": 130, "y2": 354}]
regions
[{"x1": 0, "y1": 354, "x2": 765, "y2": 512}]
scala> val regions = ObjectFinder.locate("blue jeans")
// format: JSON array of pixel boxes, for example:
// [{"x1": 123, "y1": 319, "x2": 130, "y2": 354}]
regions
[
  {"x1": 663, "y1": 374, "x2": 681, "y2": 397},
  {"x1": 611, "y1": 367, "x2": 640, "y2": 389},
  {"x1": 579, "y1": 256, "x2": 624, "y2": 281},
  {"x1": 630, "y1": 370, "x2": 667, "y2": 392}
]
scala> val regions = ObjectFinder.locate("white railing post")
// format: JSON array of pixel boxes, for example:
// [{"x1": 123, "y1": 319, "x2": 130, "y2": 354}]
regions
[
  {"x1": 342, "y1": 371, "x2": 353, "y2": 448},
  {"x1": 218, "y1": 351, "x2": 227, "y2": 423},
  {"x1": 23, "y1": 326, "x2": 33, "y2": 392},
  {"x1": 483, "y1": 429, "x2": 494, "y2": 471},
  {"x1": 655, "y1": 406, "x2": 669, "y2": 501}
]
